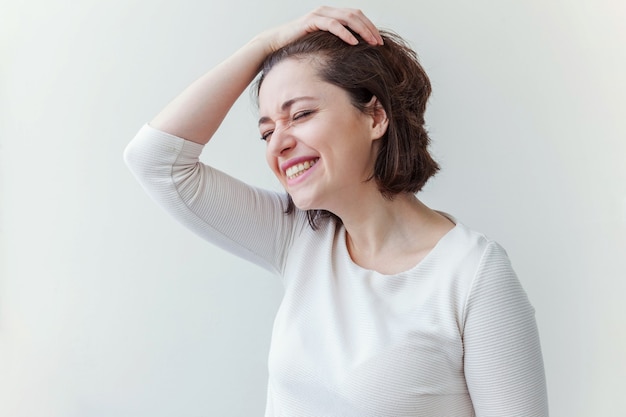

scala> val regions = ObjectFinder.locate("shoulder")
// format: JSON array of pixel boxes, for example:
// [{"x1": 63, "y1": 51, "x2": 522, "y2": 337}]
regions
[
  {"x1": 420, "y1": 215, "x2": 519, "y2": 313},
  {"x1": 444, "y1": 219, "x2": 517, "y2": 292},
  {"x1": 445, "y1": 220, "x2": 533, "y2": 331},
  {"x1": 431, "y1": 216, "x2": 507, "y2": 275}
]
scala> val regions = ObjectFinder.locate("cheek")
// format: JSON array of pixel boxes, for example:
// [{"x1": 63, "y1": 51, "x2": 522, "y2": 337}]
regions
[{"x1": 265, "y1": 149, "x2": 281, "y2": 177}]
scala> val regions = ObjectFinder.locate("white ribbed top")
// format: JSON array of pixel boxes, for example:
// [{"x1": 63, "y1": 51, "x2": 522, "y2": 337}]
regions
[{"x1": 124, "y1": 124, "x2": 549, "y2": 417}]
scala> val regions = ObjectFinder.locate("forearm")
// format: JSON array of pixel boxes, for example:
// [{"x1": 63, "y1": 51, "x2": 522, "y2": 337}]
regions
[
  {"x1": 150, "y1": 35, "x2": 272, "y2": 144},
  {"x1": 148, "y1": 7, "x2": 383, "y2": 145}
]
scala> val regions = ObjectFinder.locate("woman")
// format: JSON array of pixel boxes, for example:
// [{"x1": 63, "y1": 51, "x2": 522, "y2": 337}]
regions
[{"x1": 124, "y1": 6, "x2": 548, "y2": 416}]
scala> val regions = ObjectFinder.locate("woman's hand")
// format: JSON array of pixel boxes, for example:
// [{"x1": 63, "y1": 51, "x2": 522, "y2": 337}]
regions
[{"x1": 258, "y1": 6, "x2": 383, "y2": 54}]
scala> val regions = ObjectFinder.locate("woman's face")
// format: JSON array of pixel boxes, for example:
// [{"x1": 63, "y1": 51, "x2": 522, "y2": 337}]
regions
[{"x1": 258, "y1": 58, "x2": 384, "y2": 213}]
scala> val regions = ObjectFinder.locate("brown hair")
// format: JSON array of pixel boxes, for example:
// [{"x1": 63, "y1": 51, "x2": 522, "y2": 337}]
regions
[{"x1": 255, "y1": 29, "x2": 439, "y2": 228}]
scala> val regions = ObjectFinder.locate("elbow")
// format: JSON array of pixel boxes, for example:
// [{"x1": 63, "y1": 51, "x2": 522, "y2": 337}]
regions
[{"x1": 123, "y1": 140, "x2": 144, "y2": 179}]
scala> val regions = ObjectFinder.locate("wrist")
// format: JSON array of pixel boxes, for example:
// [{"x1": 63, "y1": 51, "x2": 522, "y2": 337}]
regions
[{"x1": 248, "y1": 30, "x2": 280, "y2": 57}]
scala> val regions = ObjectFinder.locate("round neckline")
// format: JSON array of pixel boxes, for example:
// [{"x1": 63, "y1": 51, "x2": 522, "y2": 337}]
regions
[{"x1": 339, "y1": 212, "x2": 460, "y2": 278}]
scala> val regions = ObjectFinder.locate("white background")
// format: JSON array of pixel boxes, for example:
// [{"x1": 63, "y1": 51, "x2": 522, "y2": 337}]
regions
[{"x1": 1, "y1": 0, "x2": 624, "y2": 416}]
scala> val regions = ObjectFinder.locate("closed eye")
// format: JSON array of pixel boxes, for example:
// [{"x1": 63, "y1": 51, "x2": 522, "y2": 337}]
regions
[
  {"x1": 260, "y1": 130, "x2": 273, "y2": 142},
  {"x1": 293, "y1": 110, "x2": 315, "y2": 120},
  {"x1": 260, "y1": 110, "x2": 315, "y2": 142}
]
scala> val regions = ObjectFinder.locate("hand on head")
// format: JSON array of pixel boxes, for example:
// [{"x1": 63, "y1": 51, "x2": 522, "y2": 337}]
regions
[{"x1": 261, "y1": 6, "x2": 383, "y2": 53}]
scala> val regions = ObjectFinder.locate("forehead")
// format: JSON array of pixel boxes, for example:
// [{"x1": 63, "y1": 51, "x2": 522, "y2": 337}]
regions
[{"x1": 258, "y1": 58, "x2": 324, "y2": 108}]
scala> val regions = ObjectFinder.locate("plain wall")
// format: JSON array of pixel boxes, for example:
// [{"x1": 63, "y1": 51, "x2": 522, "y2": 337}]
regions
[{"x1": 1, "y1": 0, "x2": 624, "y2": 416}]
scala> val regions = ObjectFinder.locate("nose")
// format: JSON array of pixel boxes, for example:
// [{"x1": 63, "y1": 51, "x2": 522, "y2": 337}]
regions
[{"x1": 267, "y1": 122, "x2": 296, "y2": 157}]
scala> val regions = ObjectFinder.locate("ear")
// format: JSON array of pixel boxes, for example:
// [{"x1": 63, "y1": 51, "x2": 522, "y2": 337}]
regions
[{"x1": 366, "y1": 96, "x2": 389, "y2": 141}]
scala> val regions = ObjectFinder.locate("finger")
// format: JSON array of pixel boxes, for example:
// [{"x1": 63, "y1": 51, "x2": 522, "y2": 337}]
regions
[
  {"x1": 308, "y1": 16, "x2": 360, "y2": 45},
  {"x1": 341, "y1": 8, "x2": 383, "y2": 45},
  {"x1": 313, "y1": 7, "x2": 383, "y2": 45}
]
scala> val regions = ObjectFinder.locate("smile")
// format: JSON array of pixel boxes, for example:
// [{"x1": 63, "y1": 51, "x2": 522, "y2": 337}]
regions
[{"x1": 286, "y1": 158, "x2": 319, "y2": 180}]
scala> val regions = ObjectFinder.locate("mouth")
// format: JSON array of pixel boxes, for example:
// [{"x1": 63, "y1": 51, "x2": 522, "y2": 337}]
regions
[{"x1": 285, "y1": 158, "x2": 319, "y2": 180}]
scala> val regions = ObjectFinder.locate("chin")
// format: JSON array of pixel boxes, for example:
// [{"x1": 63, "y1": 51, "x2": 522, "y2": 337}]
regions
[{"x1": 289, "y1": 194, "x2": 321, "y2": 212}]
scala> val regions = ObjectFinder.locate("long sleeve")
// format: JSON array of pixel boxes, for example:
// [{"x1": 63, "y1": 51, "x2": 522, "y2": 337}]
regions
[
  {"x1": 124, "y1": 125, "x2": 549, "y2": 416},
  {"x1": 462, "y1": 242, "x2": 549, "y2": 416},
  {"x1": 123, "y1": 124, "x2": 300, "y2": 274}
]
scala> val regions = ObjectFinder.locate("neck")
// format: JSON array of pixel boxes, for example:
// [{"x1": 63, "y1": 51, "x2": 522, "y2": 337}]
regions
[{"x1": 336, "y1": 192, "x2": 454, "y2": 274}]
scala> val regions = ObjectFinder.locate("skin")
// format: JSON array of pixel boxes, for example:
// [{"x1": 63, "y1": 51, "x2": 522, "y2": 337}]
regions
[
  {"x1": 258, "y1": 57, "x2": 386, "y2": 216},
  {"x1": 150, "y1": 7, "x2": 454, "y2": 275},
  {"x1": 259, "y1": 57, "x2": 454, "y2": 274}
]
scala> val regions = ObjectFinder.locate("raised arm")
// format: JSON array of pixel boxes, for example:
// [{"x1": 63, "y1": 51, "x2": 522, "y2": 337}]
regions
[
  {"x1": 150, "y1": 6, "x2": 383, "y2": 145},
  {"x1": 124, "y1": 8, "x2": 383, "y2": 271}
]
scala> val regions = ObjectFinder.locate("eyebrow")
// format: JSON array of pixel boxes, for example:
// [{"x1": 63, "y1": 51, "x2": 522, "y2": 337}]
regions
[{"x1": 258, "y1": 96, "x2": 316, "y2": 126}]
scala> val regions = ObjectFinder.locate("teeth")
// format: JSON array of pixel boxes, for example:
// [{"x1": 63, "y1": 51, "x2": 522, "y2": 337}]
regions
[{"x1": 286, "y1": 159, "x2": 318, "y2": 179}]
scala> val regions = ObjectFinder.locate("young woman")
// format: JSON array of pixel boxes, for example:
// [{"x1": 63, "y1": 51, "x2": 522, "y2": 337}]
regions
[{"x1": 125, "y1": 6, "x2": 548, "y2": 416}]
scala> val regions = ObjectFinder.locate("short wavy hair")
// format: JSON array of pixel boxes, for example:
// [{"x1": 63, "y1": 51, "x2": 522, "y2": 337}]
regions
[{"x1": 254, "y1": 29, "x2": 439, "y2": 229}]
